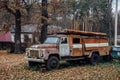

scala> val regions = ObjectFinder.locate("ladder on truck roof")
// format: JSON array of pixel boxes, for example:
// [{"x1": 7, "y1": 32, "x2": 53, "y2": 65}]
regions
[{"x1": 57, "y1": 29, "x2": 107, "y2": 37}]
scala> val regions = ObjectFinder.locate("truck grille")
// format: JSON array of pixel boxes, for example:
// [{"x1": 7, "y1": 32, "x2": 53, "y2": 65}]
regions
[{"x1": 29, "y1": 50, "x2": 39, "y2": 58}]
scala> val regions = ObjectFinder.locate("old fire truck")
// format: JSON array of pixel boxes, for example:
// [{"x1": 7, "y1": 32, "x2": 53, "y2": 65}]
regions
[{"x1": 25, "y1": 29, "x2": 110, "y2": 70}]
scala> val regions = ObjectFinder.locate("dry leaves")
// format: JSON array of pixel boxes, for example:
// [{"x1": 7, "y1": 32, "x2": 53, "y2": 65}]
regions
[{"x1": 0, "y1": 50, "x2": 120, "y2": 80}]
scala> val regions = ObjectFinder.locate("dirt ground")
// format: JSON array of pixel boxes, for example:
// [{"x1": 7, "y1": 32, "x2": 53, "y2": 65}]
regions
[
  {"x1": 0, "y1": 50, "x2": 120, "y2": 80},
  {"x1": 0, "y1": 50, "x2": 26, "y2": 68}
]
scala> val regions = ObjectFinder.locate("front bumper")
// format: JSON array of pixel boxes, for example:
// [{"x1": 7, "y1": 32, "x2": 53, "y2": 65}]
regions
[{"x1": 25, "y1": 57, "x2": 45, "y2": 63}]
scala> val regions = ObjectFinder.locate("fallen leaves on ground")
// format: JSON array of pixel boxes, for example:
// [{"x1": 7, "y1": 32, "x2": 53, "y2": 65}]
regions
[{"x1": 0, "y1": 50, "x2": 120, "y2": 80}]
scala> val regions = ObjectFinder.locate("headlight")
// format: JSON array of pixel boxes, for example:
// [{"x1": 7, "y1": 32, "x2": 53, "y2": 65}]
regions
[
  {"x1": 39, "y1": 49, "x2": 45, "y2": 57},
  {"x1": 26, "y1": 48, "x2": 30, "y2": 57}
]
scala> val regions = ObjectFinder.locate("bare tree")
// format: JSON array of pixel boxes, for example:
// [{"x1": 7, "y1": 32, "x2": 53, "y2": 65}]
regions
[
  {"x1": 40, "y1": 0, "x2": 48, "y2": 43},
  {"x1": 0, "y1": 0, "x2": 37, "y2": 53}
]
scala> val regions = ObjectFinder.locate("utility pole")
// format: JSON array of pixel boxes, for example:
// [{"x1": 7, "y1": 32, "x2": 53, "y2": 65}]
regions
[{"x1": 114, "y1": 0, "x2": 118, "y2": 46}]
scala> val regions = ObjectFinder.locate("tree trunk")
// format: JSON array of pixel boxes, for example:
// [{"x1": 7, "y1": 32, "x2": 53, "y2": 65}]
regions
[
  {"x1": 40, "y1": 0, "x2": 48, "y2": 43},
  {"x1": 14, "y1": 9, "x2": 21, "y2": 53},
  {"x1": 108, "y1": 0, "x2": 113, "y2": 45}
]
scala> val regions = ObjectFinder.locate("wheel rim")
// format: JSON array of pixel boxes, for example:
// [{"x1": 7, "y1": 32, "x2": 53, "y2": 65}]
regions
[
  {"x1": 91, "y1": 54, "x2": 99, "y2": 64},
  {"x1": 93, "y1": 56, "x2": 98, "y2": 62},
  {"x1": 50, "y1": 59, "x2": 58, "y2": 69}
]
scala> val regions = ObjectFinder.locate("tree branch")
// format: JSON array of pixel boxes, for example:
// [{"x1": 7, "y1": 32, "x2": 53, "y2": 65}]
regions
[
  {"x1": 4, "y1": 4, "x2": 15, "y2": 15},
  {"x1": 0, "y1": 1, "x2": 15, "y2": 15}
]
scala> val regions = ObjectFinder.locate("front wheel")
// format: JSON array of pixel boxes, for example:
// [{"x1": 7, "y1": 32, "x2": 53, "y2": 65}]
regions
[{"x1": 46, "y1": 56, "x2": 60, "y2": 70}]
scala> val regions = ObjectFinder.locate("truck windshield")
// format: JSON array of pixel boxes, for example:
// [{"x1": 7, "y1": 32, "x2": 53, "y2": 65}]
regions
[{"x1": 44, "y1": 37, "x2": 59, "y2": 44}]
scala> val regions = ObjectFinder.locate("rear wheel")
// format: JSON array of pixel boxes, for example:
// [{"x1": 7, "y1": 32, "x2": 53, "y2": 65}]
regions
[
  {"x1": 46, "y1": 56, "x2": 60, "y2": 70},
  {"x1": 90, "y1": 53, "x2": 100, "y2": 65}
]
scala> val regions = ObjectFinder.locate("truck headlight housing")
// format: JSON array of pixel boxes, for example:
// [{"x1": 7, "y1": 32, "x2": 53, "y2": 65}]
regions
[
  {"x1": 26, "y1": 48, "x2": 30, "y2": 57},
  {"x1": 39, "y1": 49, "x2": 45, "y2": 57}
]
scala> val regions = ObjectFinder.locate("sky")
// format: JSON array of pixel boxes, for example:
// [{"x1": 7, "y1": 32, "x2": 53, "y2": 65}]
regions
[{"x1": 112, "y1": 0, "x2": 120, "y2": 12}]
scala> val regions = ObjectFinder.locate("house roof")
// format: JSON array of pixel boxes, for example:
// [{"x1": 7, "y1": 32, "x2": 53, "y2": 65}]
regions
[{"x1": 11, "y1": 24, "x2": 38, "y2": 33}]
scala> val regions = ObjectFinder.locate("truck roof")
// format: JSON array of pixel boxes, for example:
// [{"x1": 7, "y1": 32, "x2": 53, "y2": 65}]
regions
[{"x1": 57, "y1": 29, "x2": 107, "y2": 37}]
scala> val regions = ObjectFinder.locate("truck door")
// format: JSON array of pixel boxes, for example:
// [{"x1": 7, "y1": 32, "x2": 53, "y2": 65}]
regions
[
  {"x1": 59, "y1": 37, "x2": 70, "y2": 56},
  {"x1": 72, "y1": 37, "x2": 83, "y2": 56}
]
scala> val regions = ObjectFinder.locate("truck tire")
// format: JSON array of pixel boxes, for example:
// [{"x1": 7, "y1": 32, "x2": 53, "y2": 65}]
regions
[
  {"x1": 90, "y1": 53, "x2": 100, "y2": 65},
  {"x1": 46, "y1": 56, "x2": 60, "y2": 70}
]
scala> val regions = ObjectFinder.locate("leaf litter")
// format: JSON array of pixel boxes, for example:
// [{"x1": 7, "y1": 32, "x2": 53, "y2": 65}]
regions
[{"x1": 0, "y1": 50, "x2": 120, "y2": 80}]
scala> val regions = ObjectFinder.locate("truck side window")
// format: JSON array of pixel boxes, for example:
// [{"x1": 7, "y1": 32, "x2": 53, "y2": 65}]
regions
[
  {"x1": 73, "y1": 38, "x2": 80, "y2": 44},
  {"x1": 61, "y1": 38, "x2": 67, "y2": 44}
]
